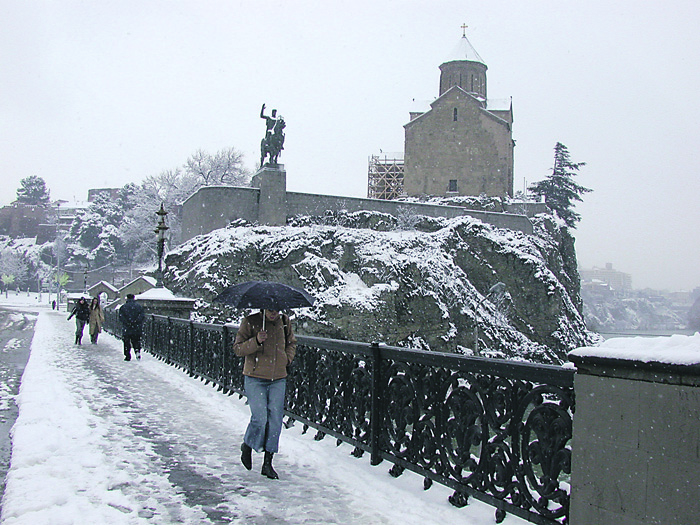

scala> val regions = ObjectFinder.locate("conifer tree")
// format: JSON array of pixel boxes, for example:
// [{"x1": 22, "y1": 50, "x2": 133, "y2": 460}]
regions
[
  {"x1": 529, "y1": 142, "x2": 591, "y2": 228},
  {"x1": 15, "y1": 175, "x2": 51, "y2": 206}
]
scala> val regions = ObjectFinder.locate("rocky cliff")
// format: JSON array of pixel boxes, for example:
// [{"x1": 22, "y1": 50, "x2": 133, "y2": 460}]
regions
[{"x1": 163, "y1": 210, "x2": 599, "y2": 364}]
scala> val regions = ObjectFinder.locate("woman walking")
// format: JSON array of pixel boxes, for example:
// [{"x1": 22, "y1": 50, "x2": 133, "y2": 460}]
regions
[
  {"x1": 234, "y1": 309, "x2": 296, "y2": 479},
  {"x1": 88, "y1": 296, "x2": 105, "y2": 344}
]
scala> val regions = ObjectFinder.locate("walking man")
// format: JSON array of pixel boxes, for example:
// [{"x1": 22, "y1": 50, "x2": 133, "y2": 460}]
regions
[
  {"x1": 118, "y1": 293, "x2": 145, "y2": 361},
  {"x1": 67, "y1": 297, "x2": 90, "y2": 345}
]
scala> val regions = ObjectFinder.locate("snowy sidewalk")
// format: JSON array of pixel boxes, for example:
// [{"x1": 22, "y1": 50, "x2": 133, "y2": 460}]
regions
[{"x1": 1, "y1": 307, "x2": 527, "y2": 524}]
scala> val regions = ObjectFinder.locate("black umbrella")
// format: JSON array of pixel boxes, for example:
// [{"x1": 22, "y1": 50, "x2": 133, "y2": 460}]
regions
[{"x1": 213, "y1": 281, "x2": 315, "y2": 311}]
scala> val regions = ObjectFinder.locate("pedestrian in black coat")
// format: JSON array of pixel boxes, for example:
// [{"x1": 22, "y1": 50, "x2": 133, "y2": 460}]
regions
[
  {"x1": 118, "y1": 293, "x2": 145, "y2": 361},
  {"x1": 67, "y1": 297, "x2": 90, "y2": 345}
]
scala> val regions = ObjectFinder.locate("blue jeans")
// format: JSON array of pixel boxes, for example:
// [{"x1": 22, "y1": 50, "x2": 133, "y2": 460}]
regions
[{"x1": 243, "y1": 376, "x2": 287, "y2": 453}]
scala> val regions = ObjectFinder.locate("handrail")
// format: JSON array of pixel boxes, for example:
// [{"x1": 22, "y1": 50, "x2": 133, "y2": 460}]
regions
[{"x1": 104, "y1": 309, "x2": 573, "y2": 524}]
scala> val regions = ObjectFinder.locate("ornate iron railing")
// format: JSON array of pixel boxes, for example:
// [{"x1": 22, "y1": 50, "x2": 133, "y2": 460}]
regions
[{"x1": 104, "y1": 310, "x2": 574, "y2": 524}]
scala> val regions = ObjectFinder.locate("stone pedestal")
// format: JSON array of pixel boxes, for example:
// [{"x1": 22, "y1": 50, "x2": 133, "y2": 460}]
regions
[
  {"x1": 568, "y1": 348, "x2": 700, "y2": 524},
  {"x1": 252, "y1": 165, "x2": 287, "y2": 226}
]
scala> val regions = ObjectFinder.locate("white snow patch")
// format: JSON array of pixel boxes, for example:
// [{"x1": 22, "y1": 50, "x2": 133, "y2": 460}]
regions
[{"x1": 570, "y1": 332, "x2": 700, "y2": 365}]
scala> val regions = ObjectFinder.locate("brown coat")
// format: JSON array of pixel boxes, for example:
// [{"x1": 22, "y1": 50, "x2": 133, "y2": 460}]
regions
[
  {"x1": 89, "y1": 305, "x2": 105, "y2": 335},
  {"x1": 234, "y1": 312, "x2": 296, "y2": 380}
]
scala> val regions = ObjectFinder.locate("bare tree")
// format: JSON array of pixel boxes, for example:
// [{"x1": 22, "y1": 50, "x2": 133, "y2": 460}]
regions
[{"x1": 184, "y1": 147, "x2": 250, "y2": 187}]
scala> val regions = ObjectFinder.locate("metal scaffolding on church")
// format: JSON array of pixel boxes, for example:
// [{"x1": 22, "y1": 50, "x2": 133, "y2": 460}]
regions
[{"x1": 367, "y1": 153, "x2": 405, "y2": 200}]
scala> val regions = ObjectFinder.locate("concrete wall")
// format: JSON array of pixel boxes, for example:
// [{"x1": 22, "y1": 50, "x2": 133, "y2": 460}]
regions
[{"x1": 568, "y1": 355, "x2": 700, "y2": 524}]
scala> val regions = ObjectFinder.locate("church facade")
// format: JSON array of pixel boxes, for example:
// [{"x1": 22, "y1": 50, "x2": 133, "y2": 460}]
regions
[{"x1": 402, "y1": 34, "x2": 514, "y2": 198}]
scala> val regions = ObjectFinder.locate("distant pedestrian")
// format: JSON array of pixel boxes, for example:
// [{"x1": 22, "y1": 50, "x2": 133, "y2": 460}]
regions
[
  {"x1": 52, "y1": 300, "x2": 56, "y2": 310},
  {"x1": 234, "y1": 309, "x2": 296, "y2": 479},
  {"x1": 67, "y1": 297, "x2": 90, "y2": 345},
  {"x1": 88, "y1": 297, "x2": 105, "y2": 344},
  {"x1": 118, "y1": 293, "x2": 145, "y2": 361}
]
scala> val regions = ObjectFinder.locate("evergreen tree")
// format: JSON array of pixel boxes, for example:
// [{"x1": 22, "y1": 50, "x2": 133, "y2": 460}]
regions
[
  {"x1": 529, "y1": 142, "x2": 591, "y2": 228},
  {"x1": 16, "y1": 175, "x2": 51, "y2": 206}
]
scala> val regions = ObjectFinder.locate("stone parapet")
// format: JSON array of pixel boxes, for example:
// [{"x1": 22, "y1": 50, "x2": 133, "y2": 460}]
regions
[
  {"x1": 180, "y1": 174, "x2": 534, "y2": 243},
  {"x1": 568, "y1": 345, "x2": 700, "y2": 524}
]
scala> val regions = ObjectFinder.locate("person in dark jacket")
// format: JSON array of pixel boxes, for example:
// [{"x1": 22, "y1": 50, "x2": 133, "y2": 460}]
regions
[
  {"x1": 67, "y1": 297, "x2": 90, "y2": 345},
  {"x1": 118, "y1": 293, "x2": 145, "y2": 361},
  {"x1": 234, "y1": 309, "x2": 296, "y2": 479}
]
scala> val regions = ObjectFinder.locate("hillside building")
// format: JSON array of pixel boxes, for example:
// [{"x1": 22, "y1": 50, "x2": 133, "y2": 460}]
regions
[
  {"x1": 580, "y1": 263, "x2": 632, "y2": 291},
  {"x1": 369, "y1": 31, "x2": 514, "y2": 199}
]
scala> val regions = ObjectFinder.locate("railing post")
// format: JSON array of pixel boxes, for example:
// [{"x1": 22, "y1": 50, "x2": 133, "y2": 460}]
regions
[
  {"x1": 189, "y1": 320, "x2": 195, "y2": 374},
  {"x1": 167, "y1": 316, "x2": 173, "y2": 361},
  {"x1": 370, "y1": 342, "x2": 383, "y2": 466}
]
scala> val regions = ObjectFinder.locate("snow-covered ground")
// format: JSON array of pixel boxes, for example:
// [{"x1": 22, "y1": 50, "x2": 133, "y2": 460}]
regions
[{"x1": 0, "y1": 293, "x2": 528, "y2": 525}]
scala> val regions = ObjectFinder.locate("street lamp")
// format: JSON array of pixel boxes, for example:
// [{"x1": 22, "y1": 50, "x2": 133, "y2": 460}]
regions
[
  {"x1": 154, "y1": 203, "x2": 169, "y2": 287},
  {"x1": 474, "y1": 282, "x2": 506, "y2": 356}
]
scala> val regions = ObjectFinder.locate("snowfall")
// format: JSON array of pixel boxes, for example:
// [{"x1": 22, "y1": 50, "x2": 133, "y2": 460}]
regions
[{"x1": 1, "y1": 293, "x2": 699, "y2": 525}]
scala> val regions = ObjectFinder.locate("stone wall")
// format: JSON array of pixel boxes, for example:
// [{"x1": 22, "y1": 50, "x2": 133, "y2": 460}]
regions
[
  {"x1": 180, "y1": 185, "x2": 260, "y2": 240},
  {"x1": 180, "y1": 168, "x2": 534, "y2": 243},
  {"x1": 0, "y1": 203, "x2": 47, "y2": 238},
  {"x1": 568, "y1": 353, "x2": 700, "y2": 524},
  {"x1": 403, "y1": 87, "x2": 513, "y2": 198}
]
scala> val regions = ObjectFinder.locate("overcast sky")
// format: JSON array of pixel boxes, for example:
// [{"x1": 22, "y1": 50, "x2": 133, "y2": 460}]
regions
[{"x1": 2, "y1": 0, "x2": 699, "y2": 292}]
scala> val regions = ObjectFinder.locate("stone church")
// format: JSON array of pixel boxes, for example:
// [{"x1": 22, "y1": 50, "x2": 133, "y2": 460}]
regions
[{"x1": 370, "y1": 32, "x2": 514, "y2": 199}]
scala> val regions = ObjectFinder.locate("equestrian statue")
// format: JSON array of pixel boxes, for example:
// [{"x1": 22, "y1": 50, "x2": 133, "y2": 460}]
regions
[{"x1": 260, "y1": 104, "x2": 286, "y2": 166}]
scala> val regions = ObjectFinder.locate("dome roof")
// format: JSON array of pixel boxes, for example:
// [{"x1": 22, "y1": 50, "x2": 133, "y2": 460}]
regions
[{"x1": 444, "y1": 35, "x2": 485, "y2": 65}]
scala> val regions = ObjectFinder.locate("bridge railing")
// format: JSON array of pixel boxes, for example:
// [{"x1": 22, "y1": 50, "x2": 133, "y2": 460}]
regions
[{"x1": 105, "y1": 309, "x2": 574, "y2": 525}]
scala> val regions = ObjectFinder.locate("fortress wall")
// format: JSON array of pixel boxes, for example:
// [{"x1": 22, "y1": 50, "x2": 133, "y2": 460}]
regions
[
  {"x1": 180, "y1": 183, "x2": 534, "y2": 243},
  {"x1": 181, "y1": 186, "x2": 259, "y2": 241},
  {"x1": 286, "y1": 191, "x2": 533, "y2": 234}
]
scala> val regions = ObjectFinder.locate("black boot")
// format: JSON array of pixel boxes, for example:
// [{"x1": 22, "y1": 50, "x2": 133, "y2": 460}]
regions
[
  {"x1": 261, "y1": 451, "x2": 278, "y2": 479},
  {"x1": 240, "y1": 442, "x2": 252, "y2": 471}
]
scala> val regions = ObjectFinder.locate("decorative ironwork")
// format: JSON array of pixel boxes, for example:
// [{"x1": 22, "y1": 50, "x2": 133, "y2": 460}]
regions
[{"x1": 103, "y1": 311, "x2": 574, "y2": 524}]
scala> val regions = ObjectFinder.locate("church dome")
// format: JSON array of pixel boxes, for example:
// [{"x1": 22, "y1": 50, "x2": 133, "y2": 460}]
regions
[
  {"x1": 444, "y1": 35, "x2": 485, "y2": 65},
  {"x1": 439, "y1": 34, "x2": 488, "y2": 99}
]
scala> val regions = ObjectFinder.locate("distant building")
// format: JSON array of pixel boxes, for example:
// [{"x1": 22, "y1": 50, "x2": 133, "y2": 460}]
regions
[
  {"x1": 88, "y1": 188, "x2": 120, "y2": 202},
  {"x1": 369, "y1": 31, "x2": 514, "y2": 199},
  {"x1": 36, "y1": 198, "x2": 91, "y2": 243},
  {"x1": 0, "y1": 203, "x2": 47, "y2": 238},
  {"x1": 580, "y1": 263, "x2": 632, "y2": 291},
  {"x1": 118, "y1": 275, "x2": 157, "y2": 300}
]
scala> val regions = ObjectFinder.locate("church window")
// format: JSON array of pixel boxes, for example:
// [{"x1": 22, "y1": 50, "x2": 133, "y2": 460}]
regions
[
  {"x1": 453, "y1": 108, "x2": 458, "y2": 121},
  {"x1": 448, "y1": 179, "x2": 458, "y2": 192}
]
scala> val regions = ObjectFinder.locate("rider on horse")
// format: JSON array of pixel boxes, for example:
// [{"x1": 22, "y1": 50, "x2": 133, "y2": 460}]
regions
[{"x1": 260, "y1": 104, "x2": 285, "y2": 166}]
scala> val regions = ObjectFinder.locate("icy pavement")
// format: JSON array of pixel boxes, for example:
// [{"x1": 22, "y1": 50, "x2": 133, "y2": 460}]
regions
[
  {"x1": 0, "y1": 295, "x2": 527, "y2": 524},
  {"x1": 0, "y1": 305, "x2": 36, "y2": 502}
]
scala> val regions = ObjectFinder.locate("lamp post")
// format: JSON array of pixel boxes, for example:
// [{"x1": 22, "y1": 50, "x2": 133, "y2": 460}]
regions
[
  {"x1": 474, "y1": 282, "x2": 506, "y2": 356},
  {"x1": 154, "y1": 203, "x2": 169, "y2": 288}
]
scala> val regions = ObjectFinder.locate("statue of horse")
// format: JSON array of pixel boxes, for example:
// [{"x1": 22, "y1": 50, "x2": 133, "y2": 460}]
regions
[{"x1": 260, "y1": 118, "x2": 286, "y2": 166}]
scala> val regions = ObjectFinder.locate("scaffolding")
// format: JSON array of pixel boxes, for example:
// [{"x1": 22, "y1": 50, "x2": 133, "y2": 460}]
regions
[{"x1": 367, "y1": 153, "x2": 405, "y2": 200}]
